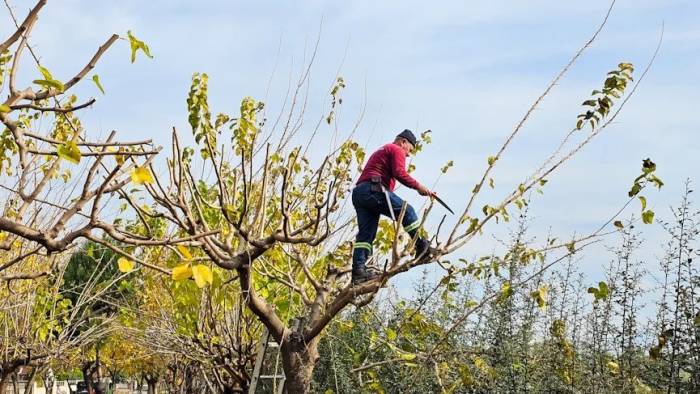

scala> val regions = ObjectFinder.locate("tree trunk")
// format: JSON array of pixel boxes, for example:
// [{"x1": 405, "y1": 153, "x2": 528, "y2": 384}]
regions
[
  {"x1": 280, "y1": 334, "x2": 320, "y2": 393},
  {"x1": 11, "y1": 371, "x2": 19, "y2": 394},
  {"x1": 81, "y1": 363, "x2": 94, "y2": 394},
  {"x1": 42, "y1": 367, "x2": 54, "y2": 394},
  {"x1": 93, "y1": 346, "x2": 104, "y2": 394},
  {"x1": 0, "y1": 370, "x2": 10, "y2": 394},
  {"x1": 145, "y1": 375, "x2": 158, "y2": 394},
  {"x1": 22, "y1": 366, "x2": 36, "y2": 394}
]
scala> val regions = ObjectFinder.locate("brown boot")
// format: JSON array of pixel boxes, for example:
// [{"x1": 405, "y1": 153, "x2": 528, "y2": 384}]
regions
[
  {"x1": 352, "y1": 266, "x2": 380, "y2": 285},
  {"x1": 415, "y1": 239, "x2": 437, "y2": 262}
]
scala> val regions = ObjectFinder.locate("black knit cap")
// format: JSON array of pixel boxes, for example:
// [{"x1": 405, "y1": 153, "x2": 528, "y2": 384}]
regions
[{"x1": 396, "y1": 129, "x2": 417, "y2": 147}]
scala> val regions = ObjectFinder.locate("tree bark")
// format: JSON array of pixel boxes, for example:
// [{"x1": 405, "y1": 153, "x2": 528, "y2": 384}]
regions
[
  {"x1": 42, "y1": 367, "x2": 54, "y2": 394},
  {"x1": 81, "y1": 363, "x2": 94, "y2": 394},
  {"x1": 145, "y1": 375, "x2": 158, "y2": 394},
  {"x1": 280, "y1": 334, "x2": 321, "y2": 393},
  {"x1": 0, "y1": 370, "x2": 10, "y2": 394},
  {"x1": 22, "y1": 366, "x2": 36, "y2": 394},
  {"x1": 94, "y1": 346, "x2": 104, "y2": 394},
  {"x1": 11, "y1": 371, "x2": 19, "y2": 394}
]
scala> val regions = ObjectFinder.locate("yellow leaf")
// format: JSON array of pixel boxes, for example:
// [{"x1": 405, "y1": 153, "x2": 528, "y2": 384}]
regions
[
  {"x1": 117, "y1": 257, "x2": 135, "y2": 273},
  {"x1": 0, "y1": 104, "x2": 10, "y2": 113},
  {"x1": 115, "y1": 147, "x2": 126, "y2": 166},
  {"x1": 57, "y1": 141, "x2": 81, "y2": 164},
  {"x1": 530, "y1": 285, "x2": 548, "y2": 310},
  {"x1": 106, "y1": 146, "x2": 125, "y2": 164},
  {"x1": 176, "y1": 245, "x2": 192, "y2": 260},
  {"x1": 172, "y1": 264, "x2": 193, "y2": 281},
  {"x1": 399, "y1": 353, "x2": 416, "y2": 361},
  {"x1": 131, "y1": 166, "x2": 154, "y2": 184},
  {"x1": 606, "y1": 361, "x2": 620, "y2": 375},
  {"x1": 473, "y1": 356, "x2": 488, "y2": 371},
  {"x1": 127, "y1": 30, "x2": 154, "y2": 63},
  {"x1": 192, "y1": 264, "x2": 213, "y2": 288}
]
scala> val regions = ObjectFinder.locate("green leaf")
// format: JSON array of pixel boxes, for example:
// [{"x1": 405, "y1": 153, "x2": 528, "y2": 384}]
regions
[
  {"x1": 628, "y1": 182, "x2": 642, "y2": 197},
  {"x1": 33, "y1": 79, "x2": 65, "y2": 92},
  {"x1": 650, "y1": 175, "x2": 664, "y2": 189},
  {"x1": 276, "y1": 299, "x2": 290, "y2": 315},
  {"x1": 92, "y1": 74, "x2": 105, "y2": 94},
  {"x1": 582, "y1": 99, "x2": 597, "y2": 106},
  {"x1": 649, "y1": 345, "x2": 661, "y2": 359},
  {"x1": 386, "y1": 328, "x2": 397, "y2": 341},
  {"x1": 588, "y1": 282, "x2": 609, "y2": 302},
  {"x1": 642, "y1": 210, "x2": 655, "y2": 224},
  {"x1": 400, "y1": 353, "x2": 417, "y2": 361},
  {"x1": 638, "y1": 196, "x2": 647, "y2": 211},
  {"x1": 38, "y1": 65, "x2": 53, "y2": 80},
  {"x1": 33, "y1": 65, "x2": 65, "y2": 92},
  {"x1": 440, "y1": 160, "x2": 454, "y2": 174},
  {"x1": 127, "y1": 30, "x2": 154, "y2": 63},
  {"x1": 694, "y1": 312, "x2": 700, "y2": 327},
  {"x1": 487, "y1": 156, "x2": 497, "y2": 166},
  {"x1": 56, "y1": 141, "x2": 81, "y2": 164},
  {"x1": 0, "y1": 104, "x2": 10, "y2": 113}
]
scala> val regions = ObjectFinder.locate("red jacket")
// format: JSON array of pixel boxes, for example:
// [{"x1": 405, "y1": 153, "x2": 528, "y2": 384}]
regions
[{"x1": 357, "y1": 143, "x2": 422, "y2": 192}]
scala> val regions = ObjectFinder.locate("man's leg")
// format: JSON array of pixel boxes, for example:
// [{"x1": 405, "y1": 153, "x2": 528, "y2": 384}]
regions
[
  {"x1": 381, "y1": 190, "x2": 433, "y2": 259},
  {"x1": 352, "y1": 205, "x2": 379, "y2": 271},
  {"x1": 352, "y1": 183, "x2": 381, "y2": 284}
]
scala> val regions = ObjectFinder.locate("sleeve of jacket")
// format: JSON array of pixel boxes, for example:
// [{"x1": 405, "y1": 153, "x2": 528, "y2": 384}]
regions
[{"x1": 387, "y1": 145, "x2": 422, "y2": 190}]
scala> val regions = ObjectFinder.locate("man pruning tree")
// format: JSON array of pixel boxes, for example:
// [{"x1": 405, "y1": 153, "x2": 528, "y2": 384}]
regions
[{"x1": 351, "y1": 129, "x2": 437, "y2": 284}]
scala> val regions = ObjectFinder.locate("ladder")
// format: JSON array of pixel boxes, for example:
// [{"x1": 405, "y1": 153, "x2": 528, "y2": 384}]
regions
[{"x1": 248, "y1": 323, "x2": 293, "y2": 394}]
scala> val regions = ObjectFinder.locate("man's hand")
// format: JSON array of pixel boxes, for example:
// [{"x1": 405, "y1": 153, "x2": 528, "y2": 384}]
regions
[{"x1": 417, "y1": 185, "x2": 437, "y2": 198}]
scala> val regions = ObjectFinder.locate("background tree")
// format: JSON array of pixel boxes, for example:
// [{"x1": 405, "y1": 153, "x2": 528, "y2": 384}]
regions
[
  {"x1": 0, "y1": 0, "x2": 163, "y2": 265},
  {"x1": 0, "y1": 248, "x2": 114, "y2": 393}
]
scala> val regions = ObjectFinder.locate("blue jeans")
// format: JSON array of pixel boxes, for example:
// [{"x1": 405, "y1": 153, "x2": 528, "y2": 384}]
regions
[{"x1": 352, "y1": 182, "x2": 422, "y2": 269}]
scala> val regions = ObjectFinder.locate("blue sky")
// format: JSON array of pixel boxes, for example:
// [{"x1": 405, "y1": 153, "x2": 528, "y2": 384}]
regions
[{"x1": 2, "y1": 0, "x2": 698, "y2": 299}]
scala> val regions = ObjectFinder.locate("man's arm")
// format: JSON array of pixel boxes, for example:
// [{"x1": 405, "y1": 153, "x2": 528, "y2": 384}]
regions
[{"x1": 388, "y1": 145, "x2": 422, "y2": 190}]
